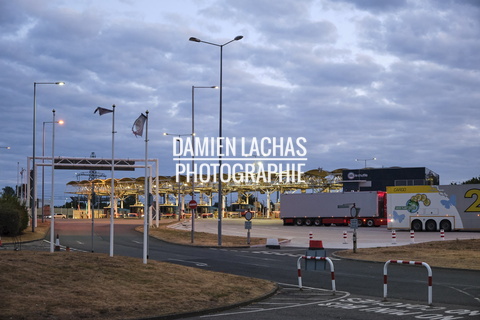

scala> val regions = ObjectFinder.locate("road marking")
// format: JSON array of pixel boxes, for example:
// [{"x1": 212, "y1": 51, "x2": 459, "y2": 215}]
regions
[
  {"x1": 168, "y1": 258, "x2": 208, "y2": 267},
  {"x1": 445, "y1": 286, "x2": 480, "y2": 304},
  {"x1": 200, "y1": 284, "x2": 350, "y2": 318},
  {"x1": 213, "y1": 248, "x2": 342, "y2": 259},
  {"x1": 76, "y1": 241, "x2": 84, "y2": 245},
  {"x1": 318, "y1": 297, "x2": 480, "y2": 318}
]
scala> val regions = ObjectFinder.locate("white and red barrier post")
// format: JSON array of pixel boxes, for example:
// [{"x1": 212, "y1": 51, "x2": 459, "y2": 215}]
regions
[
  {"x1": 440, "y1": 229, "x2": 445, "y2": 240},
  {"x1": 391, "y1": 230, "x2": 397, "y2": 244},
  {"x1": 309, "y1": 231, "x2": 313, "y2": 241},
  {"x1": 343, "y1": 231, "x2": 347, "y2": 244},
  {"x1": 383, "y1": 260, "x2": 432, "y2": 305},
  {"x1": 410, "y1": 230, "x2": 415, "y2": 244},
  {"x1": 297, "y1": 256, "x2": 336, "y2": 294}
]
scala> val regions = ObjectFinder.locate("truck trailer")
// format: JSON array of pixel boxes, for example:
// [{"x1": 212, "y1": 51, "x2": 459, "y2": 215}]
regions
[{"x1": 280, "y1": 191, "x2": 387, "y2": 227}]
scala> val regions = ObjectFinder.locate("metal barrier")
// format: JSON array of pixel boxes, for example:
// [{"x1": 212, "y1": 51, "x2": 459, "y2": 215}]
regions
[
  {"x1": 383, "y1": 260, "x2": 433, "y2": 305},
  {"x1": 297, "y1": 255, "x2": 336, "y2": 294}
]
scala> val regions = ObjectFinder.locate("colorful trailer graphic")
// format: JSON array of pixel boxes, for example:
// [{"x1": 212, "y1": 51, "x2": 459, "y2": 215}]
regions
[{"x1": 387, "y1": 184, "x2": 480, "y2": 231}]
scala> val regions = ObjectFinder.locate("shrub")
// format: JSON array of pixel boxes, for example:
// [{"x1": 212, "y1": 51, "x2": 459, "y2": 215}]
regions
[{"x1": 0, "y1": 195, "x2": 29, "y2": 236}]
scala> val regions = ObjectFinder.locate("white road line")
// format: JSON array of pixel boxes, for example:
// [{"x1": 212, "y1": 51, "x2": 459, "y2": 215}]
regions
[
  {"x1": 199, "y1": 284, "x2": 350, "y2": 318},
  {"x1": 168, "y1": 258, "x2": 208, "y2": 267}
]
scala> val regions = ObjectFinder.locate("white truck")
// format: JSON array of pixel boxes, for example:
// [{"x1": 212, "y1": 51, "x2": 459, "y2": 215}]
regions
[
  {"x1": 280, "y1": 191, "x2": 387, "y2": 227},
  {"x1": 387, "y1": 184, "x2": 480, "y2": 231}
]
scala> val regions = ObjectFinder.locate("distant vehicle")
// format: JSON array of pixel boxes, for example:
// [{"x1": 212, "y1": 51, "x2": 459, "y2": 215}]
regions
[
  {"x1": 280, "y1": 191, "x2": 387, "y2": 227},
  {"x1": 127, "y1": 213, "x2": 138, "y2": 218},
  {"x1": 48, "y1": 213, "x2": 66, "y2": 219},
  {"x1": 114, "y1": 212, "x2": 124, "y2": 218},
  {"x1": 387, "y1": 184, "x2": 480, "y2": 231}
]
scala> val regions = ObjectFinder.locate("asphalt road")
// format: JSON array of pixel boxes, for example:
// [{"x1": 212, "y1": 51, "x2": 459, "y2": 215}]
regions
[{"x1": 47, "y1": 219, "x2": 480, "y2": 320}]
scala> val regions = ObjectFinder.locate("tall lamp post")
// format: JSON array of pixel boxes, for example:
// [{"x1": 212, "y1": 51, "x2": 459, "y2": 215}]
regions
[
  {"x1": 189, "y1": 35, "x2": 243, "y2": 246},
  {"x1": 49, "y1": 109, "x2": 57, "y2": 253},
  {"x1": 164, "y1": 132, "x2": 193, "y2": 221},
  {"x1": 93, "y1": 105, "x2": 116, "y2": 257},
  {"x1": 42, "y1": 119, "x2": 64, "y2": 223},
  {"x1": 355, "y1": 157, "x2": 376, "y2": 169},
  {"x1": 32, "y1": 81, "x2": 64, "y2": 232},
  {"x1": 191, "y1": 85, "x2": 217, "y2": 243}
]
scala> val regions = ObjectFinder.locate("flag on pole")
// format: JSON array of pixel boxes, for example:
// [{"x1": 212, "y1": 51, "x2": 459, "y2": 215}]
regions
[
  {"x1": 94, "y1": 107, "x2": 113, "y2": 115},
  {"x1": 132, "y1": 113, "x2": 147, "y2": 137}
]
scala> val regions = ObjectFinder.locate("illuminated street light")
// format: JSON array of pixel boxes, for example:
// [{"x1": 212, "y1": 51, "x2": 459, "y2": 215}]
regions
[
  {"x1": 49, "y1": 109, "x2": 57, "y2": 253},
  {"x1": 42, "y1": 119, "x2": 64, "y2": 222},
  {"x1": 189, "y1": 35, "x2": 243, "y2": 246},
  {"x1": 32, "y1": 81, "x2": 64, "y2": 232},
  {"x1": 356, "y1": 157, "x2": 377, "y2": 168}
]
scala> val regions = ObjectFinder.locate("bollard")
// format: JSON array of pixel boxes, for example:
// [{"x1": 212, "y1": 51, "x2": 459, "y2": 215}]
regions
[
  {"x1": 54, "y1": 234, "x2": 61, "y2": 251},
  {"x1": 297, "y1": 255, "x2": 336, "y2": 294},
  {"x1": 343, "y1": 231, "x2": 347, "y2": 244},
  {"x1": 410, "y1": 230, "x2": 415, "y2": 244},
  {"x1": 309, "y1": 231, "x2": 313, "y2": 241},
  {"x1": 440, "y1": 229, "x2": 445, "y2": 240},
  {"x1": 391, "y1": 230, "x2": 397, "y2": 244},
  {"x1": 384, "y1": 260, "x2": 433, "y2": 305}
]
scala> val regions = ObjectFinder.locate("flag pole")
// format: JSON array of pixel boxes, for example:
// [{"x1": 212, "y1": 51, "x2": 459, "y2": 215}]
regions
[
  {"x1": 110, "y1": 105, "x2": 116, "y2": 257},
  {"x1": 143, "y1": 110, "x2": 149, "y2": 264}
]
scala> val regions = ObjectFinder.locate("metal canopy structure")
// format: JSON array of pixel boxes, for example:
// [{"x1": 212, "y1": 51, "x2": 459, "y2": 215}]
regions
[
  {"x1": 54, "y1": 157, "x2": 136, "y2": 171},
  {"x1": 64, "y1": 168, "x2": 344, "y2": 218},
  {"x1": 27, "y1": 156, "x2": 159, "y2": 227}
]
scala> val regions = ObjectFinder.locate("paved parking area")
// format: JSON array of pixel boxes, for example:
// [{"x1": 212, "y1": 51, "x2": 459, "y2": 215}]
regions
[{"x1": 175, "y1": 218, "x2": 480, "y2": 248}]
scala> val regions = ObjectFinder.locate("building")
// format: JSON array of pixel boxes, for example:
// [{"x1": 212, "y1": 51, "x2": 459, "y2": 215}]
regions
[{"x1": 341, "y1": 167, "x2": 440, "y2": 192}]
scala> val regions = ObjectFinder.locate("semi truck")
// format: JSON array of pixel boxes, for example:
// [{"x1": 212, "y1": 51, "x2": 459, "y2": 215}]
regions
[
  {"x1": 387, "y1": 184, "x2": 480, "y2": 231},
  {"x1": 280, "y1": 191, "x2": 387, "y2": 227}
]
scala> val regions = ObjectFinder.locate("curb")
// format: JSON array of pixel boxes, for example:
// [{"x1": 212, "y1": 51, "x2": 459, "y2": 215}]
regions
[{"x1": 138, "y1": 283, "x2": 280, "y2": 320}]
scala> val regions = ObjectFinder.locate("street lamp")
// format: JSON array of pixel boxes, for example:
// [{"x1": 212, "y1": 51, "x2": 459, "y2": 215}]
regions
[
  {"x1": 189, "y1": 35, "x2": 243, "y2": 246},
  {"x1": 356, "y1": 157, "x2": 376, "y2": 168},
  {"x1": 49, "y1": 109, "x2": 57, "y2": 253},
  {"x1": 164, "y1": 132, "x2": 193, "y2": 221},
  {"x1": 191, "y1": 85, "x2": 217, "y2": 243},
  {"x1": 32, "y1": 81, "x2": 64, "y2": 232},
  {"x1": 42, "y1": 119, "x2": 64, "y2": 222}
]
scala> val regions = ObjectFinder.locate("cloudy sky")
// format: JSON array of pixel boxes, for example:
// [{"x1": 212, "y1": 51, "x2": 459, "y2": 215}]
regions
[{"x1": 1, "y1": 0, "x2": 479, "y2": 203}]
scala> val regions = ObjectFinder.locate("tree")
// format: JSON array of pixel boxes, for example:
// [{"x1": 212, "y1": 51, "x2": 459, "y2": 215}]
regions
[
  {"x1": 462, "y1": 176, "x2": 480, "y2": 184},
  {"x1": 2, "y1": 186, "x2": 16, "y2": 197},
  {"x1": 0, "y1": 190, "x2": 28, "y2": 236}
]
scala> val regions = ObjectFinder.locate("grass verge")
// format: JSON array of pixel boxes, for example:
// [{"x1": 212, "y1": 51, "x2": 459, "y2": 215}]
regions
[
  {"x1": 139, "y1": 221, "x2": 268, "y2": 247},
  {"x1": 0, "y1": 251, "x2": 277, "y2": 320},
  {"x1": 335, "y1": 238, "x2": 480, "y2": 270}
]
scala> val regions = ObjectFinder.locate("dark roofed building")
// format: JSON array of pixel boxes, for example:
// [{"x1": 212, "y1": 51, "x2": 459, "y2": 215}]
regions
[{"x1": 342, "y1": 167, "x2": 439, "y2": 192}]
